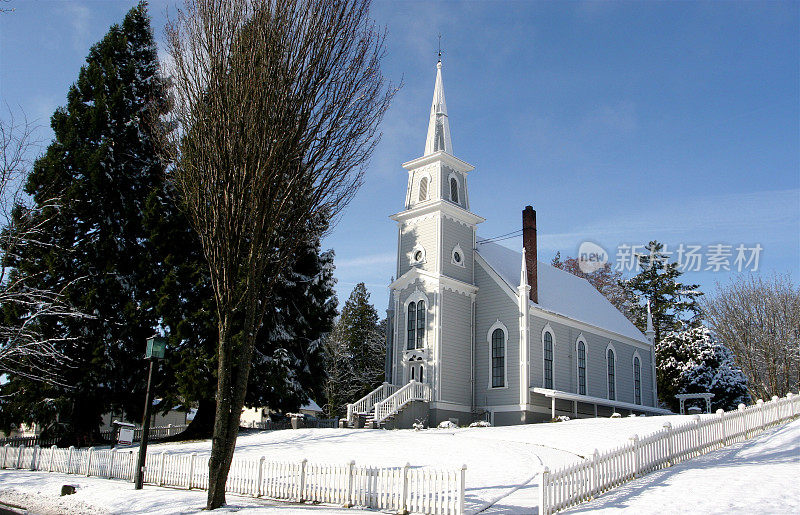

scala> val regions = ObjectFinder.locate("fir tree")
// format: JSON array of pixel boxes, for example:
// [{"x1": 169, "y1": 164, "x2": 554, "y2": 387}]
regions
[
  {"x1": 625, "y1": 241, "x2": 704, "y2": 342},
  {"x1": 0, "y1": 2, "x2": 170, "y2": 443},
  {"x1": 323, "y1": 283, "x2": 385, "y2": 418},
  {"x1": 624, "y1": 240, "x2": 704, "y2": 407},
  {"x1": 657, "y1": 326, "x2": 749, "y2": 411}
]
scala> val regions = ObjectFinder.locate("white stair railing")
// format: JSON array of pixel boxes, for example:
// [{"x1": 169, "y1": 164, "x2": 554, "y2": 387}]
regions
[
  {"x1": 346, "y1": 382, "x2": 400, "y2": 425},
  {"x1": 373, "y1": 380, "x2": 431, "y2": 424}
]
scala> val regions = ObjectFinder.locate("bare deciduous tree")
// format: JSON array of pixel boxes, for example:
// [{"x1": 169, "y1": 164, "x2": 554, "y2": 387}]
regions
[
  {"x1": 0, "y1": 109, "x2": 87, "y2": 385},
  {"x1": 704, "y1": 273, "x2": 800, "y2": 401},
  {"x1": 161, "y1": 0, "x2": 394, "y2": 508}
]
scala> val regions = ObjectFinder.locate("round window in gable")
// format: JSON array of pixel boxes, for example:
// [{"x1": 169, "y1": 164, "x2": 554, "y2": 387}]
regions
[
  {"x1": 453, "y1": 251, "x2": 461, "y2": 263},
  {"x1": 414, "y1": 250, "x2": 424, "y2": 262}
]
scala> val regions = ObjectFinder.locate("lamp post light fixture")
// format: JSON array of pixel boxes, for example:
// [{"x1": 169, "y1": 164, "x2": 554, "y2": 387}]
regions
[{"x1": 134, "y1": 335, "x2": 166, "y2": 490}]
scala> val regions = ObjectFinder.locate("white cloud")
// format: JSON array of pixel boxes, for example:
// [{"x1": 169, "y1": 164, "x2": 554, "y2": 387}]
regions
[{"x1": 60, "y1": 2, "x2": 92, "y2": 53}]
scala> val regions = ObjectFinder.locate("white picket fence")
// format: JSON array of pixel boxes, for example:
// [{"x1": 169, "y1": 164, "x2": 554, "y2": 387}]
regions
[
  {"x1": 540, "y1": 392, "x2": 800, "y2": 514},
  {"x1": 0, "y1": 443, "x2": 466, "y2": 515}
]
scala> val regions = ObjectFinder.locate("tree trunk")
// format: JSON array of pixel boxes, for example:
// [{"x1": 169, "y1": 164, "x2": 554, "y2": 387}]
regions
[{"x1": 207, "y1": 308, "x2": 261, "y2": 510}]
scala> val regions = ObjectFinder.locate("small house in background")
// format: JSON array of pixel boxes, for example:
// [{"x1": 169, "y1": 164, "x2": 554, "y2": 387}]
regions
[
  {"x1": 100, "y1": 399, "x2": 190, "y2": 433},
  {"x1": 239, "y1": 400, "x2": 324, "y2": 427}
]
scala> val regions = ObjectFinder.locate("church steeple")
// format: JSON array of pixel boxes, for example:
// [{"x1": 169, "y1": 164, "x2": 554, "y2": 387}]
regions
[{"x1": 424, "y1": 61, "x2": 452, "y2": 156}]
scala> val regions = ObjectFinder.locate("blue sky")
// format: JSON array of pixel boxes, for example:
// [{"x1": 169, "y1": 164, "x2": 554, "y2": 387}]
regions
[{"x1": 1, "y1": 0, "x2": 798, "y2": 314}]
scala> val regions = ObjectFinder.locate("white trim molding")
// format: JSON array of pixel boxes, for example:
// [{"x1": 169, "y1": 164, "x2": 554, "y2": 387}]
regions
[
  {"x1": 605, "y1": 342, "x2": 618, "y2": 401},
  {"x1": 575, "y1": 334, "x2": 588, "y2": 396},
  {"x1": 487, "y1": 319, "x2": 509, "y2": 389},
  {"x1": 451, "y1": 243, "x2": 466, "y2": 268},
  {"x1": 541, "y1": 323, "x2": 556, "y2": 389},
  {"x1": 409, "y1": 243, "x2": 427, "y2": 266}
]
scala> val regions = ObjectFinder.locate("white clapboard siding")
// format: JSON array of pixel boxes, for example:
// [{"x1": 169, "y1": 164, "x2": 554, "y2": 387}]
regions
[
  {"x1": 1, "y1": 441, "x2": 466, "y2": 515},
  {"x1": 540, "y1": 393, "x2": 800, "y2": 515}
]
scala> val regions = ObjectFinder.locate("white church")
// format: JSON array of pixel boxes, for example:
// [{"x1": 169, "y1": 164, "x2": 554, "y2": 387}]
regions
[{"x1": 346, "y1": 60, "x2": 670, "y2": 428}]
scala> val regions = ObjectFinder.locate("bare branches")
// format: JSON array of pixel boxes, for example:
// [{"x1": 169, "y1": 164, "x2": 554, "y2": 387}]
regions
[
  {"x1": 704, "y1": 273, "x2": 800, "y2": 400},
  {"x1": 0, "y1": 109, "x2": 88, "y2": 385},
  {"x1": 161, "y1": 0, "x2": 393, "y2": 507}
]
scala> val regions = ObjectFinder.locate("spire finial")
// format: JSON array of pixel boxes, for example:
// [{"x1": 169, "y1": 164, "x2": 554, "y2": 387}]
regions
[{"x1": 437, "y1": 33, "x2": 442, "y2": 62}]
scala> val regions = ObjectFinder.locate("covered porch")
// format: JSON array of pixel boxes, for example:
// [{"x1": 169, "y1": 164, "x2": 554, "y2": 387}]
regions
[{"x1": 531, "y1": 387, "x2": 673, "y2": 419}]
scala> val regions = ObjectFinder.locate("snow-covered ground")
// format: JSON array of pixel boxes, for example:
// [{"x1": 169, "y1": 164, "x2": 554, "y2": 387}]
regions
[{"x1": 1, "y1": 414, "x2": 797, "y2": 514}]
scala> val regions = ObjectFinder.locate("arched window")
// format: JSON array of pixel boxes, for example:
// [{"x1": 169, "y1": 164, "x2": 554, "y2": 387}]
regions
[
  {"x1": 543, "y1": 331, "x2": 554, "y2": 389},
  {"x1": 407, "y1": 302, "x2": 416, "y2": 350},
  {"x1": 607, "y1": 348, "x2": 616, "y2": 400},
  {"x1": 633, "y1": 356, "x2": 642, "y2": 405},
  {"x1": 450, "y1": 177, "x2": 459, "y2": 203},
  {"x1": 418, "y1": 177, "x2": 428, "y2": 202},
  {"x1": 491, "y1": 328, "x2": 505, "y2": 388},
  {"x1": 416, "y1": 300, "x2": 426, "y2": 349},
  {"x1": 577, "y1": 340, "x2": 587, "y2": 395}
]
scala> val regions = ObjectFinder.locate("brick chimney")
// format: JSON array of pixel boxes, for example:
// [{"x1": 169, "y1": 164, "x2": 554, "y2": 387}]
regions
[{"x1": 522, "y1": 206, "x2": 538, "y2": 303}]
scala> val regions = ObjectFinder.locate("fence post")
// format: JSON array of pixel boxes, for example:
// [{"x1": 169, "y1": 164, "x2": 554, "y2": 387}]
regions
[
  {"x1": 189, "y1": 453, "x2": 198, "y2": 490},
  {"x1": 629, "y1": 435, "x2": 640, "y2": 478},
  {"x1": 255, "y1": 455, "x2": 263, "y2": 496},
  {"x1": 771, "y1": 396, "x2": 779, "y2": 425},
  {"x1": 539, "y1": 466, "x2": 550, "y2": 515},
  {"x1": 49, "y1": 445, "x2": 56, "y2": 472},
  {"x1": 459, "y1": 464, "x2": 467, "y2": 515},
  {"x1": 2, "y1": 444, "x2": 8, "y2": 469},
  {"x1": 86, "y1": 447, "x2": 94, "y2": 476},
  {"x1": 158, "y1": 451, "x2": 166, "y2": 486},
  {"x1": 399, "y1": 462, "x2": 410, "y2": 515},
  {"x1": 108, "y1": 448, "x2": 116, "y2": 478},
  {"x1": 32, "y1": 445, "x2": 40, "y2": 470},
  {"x1": 788, "y1": 393, "x2": 795, "y2": 418},
  {"x1": 717, "y1": 409, "x2": 726, "y2": 446},
  {"x1": 663, "y1": 423, "x2": 673, "y2": 465},
  {"x1": 757, "y1": 399, "x2": 764, "y2": 431},
  {"x1": 67, "y1": 446, "x2": 74, "y2": 474},
  {"x1": 344, "y1": 460, "x2": 355, "y2": 508},
  {"x1": 299, "y1": 458, "x2": 307, "y2": 502},
  {"x1": 692, "y1": 415, "x2": 701, "y2": 456},
  {"x1": 591, "y1": 449, "x2": 599, "y2": 495},
  {"x1": 16, "y1": 444, "x2": 25, "y2": 469}
]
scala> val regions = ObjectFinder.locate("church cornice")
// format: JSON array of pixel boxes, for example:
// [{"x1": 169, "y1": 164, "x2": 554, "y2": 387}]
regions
[
  {"x1": 390, "y1": 267, "x2": 478, "y2": 299},
  {"x1": 402, "y1": 151, "x2": 475, "y2": 173},
  {"x1": 390, "y1": 199, "x2": 485, "y2": 226}
]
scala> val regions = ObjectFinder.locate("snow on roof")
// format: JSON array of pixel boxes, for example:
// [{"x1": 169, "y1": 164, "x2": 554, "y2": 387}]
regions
[
  {"x1": 476, "y1": 240, "x2": 648, "y2": 344},
  {"x1": 300, "y1": 399, "x2": 322, "y2": 413}
]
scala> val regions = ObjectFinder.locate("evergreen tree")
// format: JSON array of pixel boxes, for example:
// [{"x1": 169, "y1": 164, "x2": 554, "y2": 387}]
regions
[
  {"x1": 323, "y1": 283, "x2": 385, "y2": 418},
  {"x1": 0, "y1": 2, "x2": 170, "y2": 443},
  {"x1": 624, "y1": 240, "x2": 704, "y2": 407},
  {"x1": 657, "y1": 326, "x2": 749, "y2": 411},
  {"x1": 625, "y1": 241, "x2": 704, "y2": 342}
]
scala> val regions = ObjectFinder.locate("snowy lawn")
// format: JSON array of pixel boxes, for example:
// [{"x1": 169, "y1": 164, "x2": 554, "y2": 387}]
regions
[
  {"x1": 562, "y1": 417, "x2": 800, "y2": 514},
  {"x1": 1, "y1": 413, "x2": 796, "y2": 514}
]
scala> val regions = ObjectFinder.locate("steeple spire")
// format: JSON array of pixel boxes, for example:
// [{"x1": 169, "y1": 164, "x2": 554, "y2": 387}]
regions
[
  {"x1": 645, "y1": 300, "x2": 655, "y2": 344},
  {"x1": 424, "y1": 60, "x2": 452, "y2": 156}
]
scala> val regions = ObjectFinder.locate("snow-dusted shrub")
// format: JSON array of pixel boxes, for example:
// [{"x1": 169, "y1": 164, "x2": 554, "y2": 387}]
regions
[
  {"x1": 412, "y1": 420, "x2": 425, "y2": 431},
  {"x1": 657, "y1": 325, "x2": 749, "y2": 411},
  {"x1": 437, "y1": 420, "x2": 458, "y2": 429},
  {"x1": 469, "y1": 420, "x2": 491, "y2": 428},
  {"x1": 628, "y1": 413, "x2": 637, "y2": 418},
  {"x1": 610, "y1": 412, "x2": 622, "y2": 418}
]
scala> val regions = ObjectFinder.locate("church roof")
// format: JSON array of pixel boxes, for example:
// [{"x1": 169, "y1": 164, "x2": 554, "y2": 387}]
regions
[{"x1": 476, "y1": 240, "x2": 648, "y2": 344}]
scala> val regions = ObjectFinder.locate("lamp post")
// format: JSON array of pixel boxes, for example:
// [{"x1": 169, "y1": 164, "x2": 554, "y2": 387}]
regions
[{"x1": 134, "y1": 335, "x2": 165, "y2": 490}]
